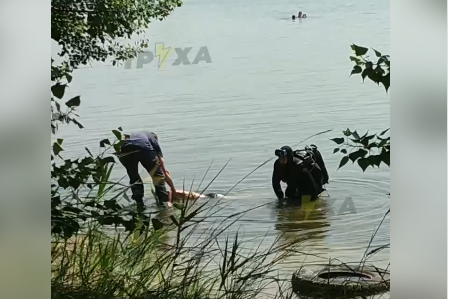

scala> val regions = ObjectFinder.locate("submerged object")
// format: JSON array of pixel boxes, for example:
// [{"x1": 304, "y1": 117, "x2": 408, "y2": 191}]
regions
[
  {"x1": 171, "y1": 190, "x2": 224, "y2": 201},
  {"x1": 292, "y1": 264, "x2": 390, "y2": 298}
]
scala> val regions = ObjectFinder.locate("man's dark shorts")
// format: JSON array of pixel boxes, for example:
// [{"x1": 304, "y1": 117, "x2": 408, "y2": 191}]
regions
[{"x1": 118, "y1": 144, "x2": 168, "y2": 206}]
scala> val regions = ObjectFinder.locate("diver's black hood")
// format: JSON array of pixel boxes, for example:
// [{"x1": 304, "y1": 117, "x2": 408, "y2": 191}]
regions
[
  {"x1": 280, "y1": 146, "x2": 293, "y2": 155},
  {"x1": 280, "y1": 146, "x2": 294, "y2": 161}
]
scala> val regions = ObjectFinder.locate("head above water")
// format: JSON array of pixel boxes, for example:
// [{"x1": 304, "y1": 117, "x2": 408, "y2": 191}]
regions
[
  {"x1": 275, "y1": 145, "x2": 293, "y2": 164},
  {"x1": 298, "y1": 11, "x2": 303, "y2": 17}
]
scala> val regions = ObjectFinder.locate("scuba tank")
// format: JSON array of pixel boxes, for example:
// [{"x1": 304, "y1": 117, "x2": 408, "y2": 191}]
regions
[
  {"x1": 293, "y1": 145, "x2": 324, "y2": 187},
  {"x1": 292, "y1": 145, "x2": 319, "y2": 169}
]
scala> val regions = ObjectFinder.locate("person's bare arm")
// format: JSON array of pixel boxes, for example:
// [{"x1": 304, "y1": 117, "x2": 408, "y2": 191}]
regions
[
  {"x1": 165, "y1": 172, "x2": 176, "y2": 192},
  {"x1": 158, "y1": 155, "x2": 176, "y2": 191}
]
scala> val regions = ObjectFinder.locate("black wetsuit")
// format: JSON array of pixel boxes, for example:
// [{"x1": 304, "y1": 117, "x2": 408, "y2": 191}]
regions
[{"x1": 272, "y1": 157, "x2": 320, "y2": 201}]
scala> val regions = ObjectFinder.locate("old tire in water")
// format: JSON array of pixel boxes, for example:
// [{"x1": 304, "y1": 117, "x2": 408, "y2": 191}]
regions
[{"x1": 291, "y1": 264, "x2": 390, "y2": 298}]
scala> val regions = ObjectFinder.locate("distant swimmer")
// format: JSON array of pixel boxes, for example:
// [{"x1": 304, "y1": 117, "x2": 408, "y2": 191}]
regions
[{"x1": 292, "y1": 11, "x2": 307, "y2": 20}]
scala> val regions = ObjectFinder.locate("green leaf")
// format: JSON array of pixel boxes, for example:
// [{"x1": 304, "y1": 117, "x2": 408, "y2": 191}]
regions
[
  {"x1": 368, "y1": 155, "x2": 382, "y2": 167},
  {"x1": 360, "y1": 137, "x2": 370, "y2": 147},
  {"x1": 368, "y1": 70, "x2": 382, "y2": 84},
  {"x1": 340, "y1": 149, "x2": 347, "y2": 154},
  {"x1": 170, "y1": 215, "x2": 179, "y2": 227},
  {"x1": 361, "y1": 68, "x2": 370, "y2": 81},
  {"x1": 56, "y1": 139, "x2": 63, "y2": 145},
  {"x1": 330, "y1": 138, "x2": 345, "y2": 145},
  {"x1": 333, "y1": 148, "x2": 340, "y2": 154},
  {"x1": 350, "y1": 56, "x2": 361, "y2": 63},
  {"x1": 378, "y1": 139, "x2": 389, "y2": 147},
  {"x1": 350, "y1": 65, "x2": 362, "y2": 75},
  {"x1": 123, "y1": 220, "x2": 136, "y2": 232},
  {"x1": 352, "y1": 131, "x2": 360, "y2": 139},
  {"x1": 377, "y1": 56, "x2": 386, "y2": 65},
  {"x1": 375, "y1": 65, "x2": 385, "y2": 75},
  {"x1": 104, "y1": 199, "x2": 117, "y2": 210},
  {"x1": 361, "y1": 130, "x2": 369, "y2": 139},
  {"x1": 71, "y1": 118, "x2": 84, "y2": 129},
  {"x1": 373, "y1": 48, "x2": 382, "y2": 57},
  {"x1": 101, "y1": 156, "x2": 116, "y2": 164},
  {"x1": 112, "y1": 130, "x2": 122, "y2": 140},
  {"x1": 65, "y1": 96, "x2": 81, "y2": 107},
  {"x1": 380, "y1": 148, "x2": 390, "y2": 166},
  {"x1": 55, "y1": 101, "x2": 61, "y2": 112},
  {"x1": 380, "y1": 128, "x2": 390, "y2": 136},
  {"x1": 367, "y1": 142, "x2": 379, "y2": 150},
  {"x1": 102, "y1": 217, "x2": 114, "y2": 225},
  {"x1": 51, "y1": 83, "x2": 66, "y2": 99},
  {"x1": 65, "y1": 73, "x2": 72, "y2": 83},
  {"x1": 53, "y1": 142, "x2": 64, "y2": 156},
  {"x1": 351, "y1": 44, "x2": 369, "y2": 56},
  {"x1": 357, "y1": 158, "x2": 370, "y2": 172},
  {"x1": 100, "y1": 139, "x2": 111, "y2": 148},
  {"x1": 151, "y1": 218, "x2": 164, "y2": 231},
  {"x1": 348, "y1": 149, "x2": 367, "y2": 162},
  {"x1": 338, "y1": 156, "x2": 349, "y2": 170},
  {"x1": 363, "y1": 134, "x2": 376, "y2": 141},
  {"x1": 118, "y1": 127, "x2": 123, "y2": 131}
]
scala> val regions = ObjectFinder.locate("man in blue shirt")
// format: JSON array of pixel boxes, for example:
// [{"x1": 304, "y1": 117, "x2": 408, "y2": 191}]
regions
[{"x1": 118, "y1": 131, "x2": 176, "y2": 210}]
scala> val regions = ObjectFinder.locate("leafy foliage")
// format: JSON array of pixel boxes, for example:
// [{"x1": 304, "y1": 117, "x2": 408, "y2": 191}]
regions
[
  {"x1": 51, "y1": 60, "x2": 83, "y2": 133},
  {"x1": 51, "y1": 127, "x2": 148, "y2": 239},
  {"x1": 51, "y1": 0, "x2": 182, "y2": 133},
  {"x1": 51, "y1": 0, "x2": 183, "y2": 69},
  {"x1": 331, "y1": 128, "x2": 390, "y2": 172},
  {"x1": 349, "y1": 44, "x2": 390, "y2": 92},
  {"x1": 332, "y1": 45, "x2": 390, "y2": 172},
  {"x1": 52, "y1": 199, "x2": 303, "y2": 299},
  {"x1": 51, "y1": 0, "x2": 182, "y2": 239}
]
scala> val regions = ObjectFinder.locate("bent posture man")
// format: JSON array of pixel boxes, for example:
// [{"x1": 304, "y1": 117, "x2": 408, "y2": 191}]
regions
[
  {"x1": 118, "y1": 131, "x2": 175, "y2": 210},
  {"x1": 272, "y1": 146, "x2": 320, "y2": 202}
]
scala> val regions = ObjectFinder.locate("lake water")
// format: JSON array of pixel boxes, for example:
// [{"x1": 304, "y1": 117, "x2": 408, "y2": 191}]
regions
[{"x1": 52, "y1": 0, "x2": 390, "y2": 296}]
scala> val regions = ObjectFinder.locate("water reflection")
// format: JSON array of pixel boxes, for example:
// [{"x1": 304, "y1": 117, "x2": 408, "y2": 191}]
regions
[{"x1": 273, "y1": 195, "x2": 331, "y2": 244}]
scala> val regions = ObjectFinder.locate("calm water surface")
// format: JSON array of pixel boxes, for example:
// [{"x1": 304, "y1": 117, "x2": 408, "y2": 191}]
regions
[{"x1": 53, "y1": 0, "x2": 390, "y2": 294}]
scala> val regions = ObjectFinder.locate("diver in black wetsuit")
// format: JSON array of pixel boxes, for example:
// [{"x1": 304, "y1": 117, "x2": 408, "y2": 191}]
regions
[{"x1": 272, "y1": 146, "x2": 321, "y2": 202}]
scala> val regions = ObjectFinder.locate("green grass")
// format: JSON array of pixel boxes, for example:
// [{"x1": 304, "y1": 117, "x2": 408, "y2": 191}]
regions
[
  {"x1": 51, "y1": 203, "x2": 304, "y2": 299},
  {"x1": 51, "y1": 148, "x2": 389, "y2": 299},
  {"x1": 51, "y1": 193, "x2": 389, "y2": 299}
]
